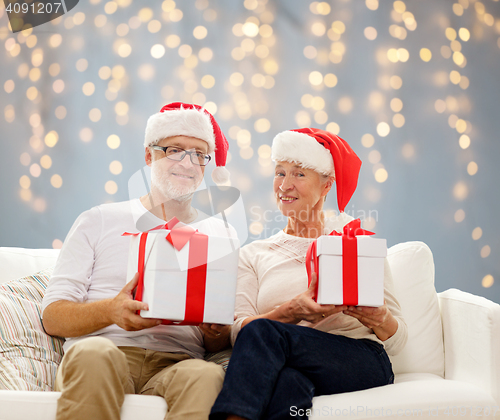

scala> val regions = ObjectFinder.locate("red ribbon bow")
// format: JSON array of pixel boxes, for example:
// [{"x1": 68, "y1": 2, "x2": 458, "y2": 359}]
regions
[
  {"x1": 122, "y1": 217, "x2": 208, "y2": 325},
  {"x1": 306, "y1": 218, "x2": 374, "y2": 305}
]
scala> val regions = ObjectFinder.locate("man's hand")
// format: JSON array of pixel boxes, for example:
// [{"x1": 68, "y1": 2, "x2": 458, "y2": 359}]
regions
[
  {"x1": 109, "y1": 273, "x2": 162, "y2": 331},
  {"x1": 200, "y1": 323, "x2": 231, "y2": 352}
]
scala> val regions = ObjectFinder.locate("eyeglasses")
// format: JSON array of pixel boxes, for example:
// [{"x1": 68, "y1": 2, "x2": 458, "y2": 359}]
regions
[{"x1": 151, "y1": 145, "x2": 212, "y2": 166}]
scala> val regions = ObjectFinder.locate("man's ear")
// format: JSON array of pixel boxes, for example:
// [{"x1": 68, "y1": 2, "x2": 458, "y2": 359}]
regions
[{"x1": 145, "y1": 147, "x2": 153, "y2": 167}]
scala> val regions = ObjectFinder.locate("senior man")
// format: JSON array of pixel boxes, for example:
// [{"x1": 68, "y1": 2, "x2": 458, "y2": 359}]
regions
[{"x1": 42, "y1": 102, "x2": 233, "y2": 420}]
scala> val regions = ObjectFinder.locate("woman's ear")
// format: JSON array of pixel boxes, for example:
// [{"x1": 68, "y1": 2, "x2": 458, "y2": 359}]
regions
[{"x1": 323, "y1": 176, "x2": 335, "y2": 196}]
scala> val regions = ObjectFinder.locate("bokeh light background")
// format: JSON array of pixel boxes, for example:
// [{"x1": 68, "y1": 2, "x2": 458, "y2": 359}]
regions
[{"x1": 1, "y1": 0, "x2": 499, "y2": 303}]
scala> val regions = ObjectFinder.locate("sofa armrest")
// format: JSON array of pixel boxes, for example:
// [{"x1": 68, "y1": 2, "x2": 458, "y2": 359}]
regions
[{"x1": 438, "y1": 288, "x2": 500, "y2": 404}]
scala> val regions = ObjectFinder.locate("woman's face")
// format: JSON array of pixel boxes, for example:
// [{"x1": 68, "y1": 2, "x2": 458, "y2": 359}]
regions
[{"x1": 273, "y1": 161, "x2": 333, "y2": 220}]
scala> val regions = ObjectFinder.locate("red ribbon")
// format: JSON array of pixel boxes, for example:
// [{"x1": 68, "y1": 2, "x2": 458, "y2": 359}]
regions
[
  {"x1": 306, "y1": 218, "x2": 374, "y2": 306},
  {"x1": 122, "y1": 217, "x2": 208, "y2": 325}
]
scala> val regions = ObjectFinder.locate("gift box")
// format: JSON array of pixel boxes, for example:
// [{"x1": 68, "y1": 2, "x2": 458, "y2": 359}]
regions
[
  {"x1": 306, "y1": 219, "x2": 386, "y2": 307},
  {"x1": 125, "y1": 218, "x2": 240, "y2": 325}
]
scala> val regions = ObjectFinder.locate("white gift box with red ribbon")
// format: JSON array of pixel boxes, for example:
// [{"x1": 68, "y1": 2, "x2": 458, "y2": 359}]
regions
[
  {"x1": 306, "y1": 219, "x2": 386, "y2": 307},
  {"x1": 125, "y1": 218, "x2": 240, "y2": 325}
]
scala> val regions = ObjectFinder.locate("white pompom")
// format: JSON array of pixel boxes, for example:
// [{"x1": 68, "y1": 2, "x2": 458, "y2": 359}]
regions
[{"x1": 211, "y1": 166, "x2": 230, "y2": 185}]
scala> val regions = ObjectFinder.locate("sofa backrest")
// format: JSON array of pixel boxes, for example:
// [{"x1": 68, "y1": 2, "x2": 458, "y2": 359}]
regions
[
  {"x1": 0, "y1": 243, "x2": 445, "y2": 378},
  {"x1": 387, "y1": 241, "x2": 444, "y2": 378},
  {"x1": 0, "y1": 247, "x2": 60, "y2": 284}
]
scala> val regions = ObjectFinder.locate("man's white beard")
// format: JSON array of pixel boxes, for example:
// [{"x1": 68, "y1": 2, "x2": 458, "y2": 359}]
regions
[{"x1": 151, "y1": 161, "x2": 200, "y2": 203}]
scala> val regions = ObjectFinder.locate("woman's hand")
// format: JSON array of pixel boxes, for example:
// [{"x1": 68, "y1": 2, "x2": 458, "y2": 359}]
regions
[
  {"x1": 285, "y1": 273, "x2": 346, "y2": 324},
  {"x1": 343, "y1": 301, "x2": 398, "y2": 341},
  {"x1": 240, "y1": 273, "x2": 346, "y2": 328}
]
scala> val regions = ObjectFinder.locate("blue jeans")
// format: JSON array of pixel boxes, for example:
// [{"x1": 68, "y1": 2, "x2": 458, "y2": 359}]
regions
[{"x1": 210, "y1": 319, "x2": 394, "y2": 420}]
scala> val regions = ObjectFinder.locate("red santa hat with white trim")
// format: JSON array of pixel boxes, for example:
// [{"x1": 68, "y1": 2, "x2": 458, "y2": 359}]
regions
[
  {"x1": 144, "y1": 102, "x2": 230, "y2": 185},
  {"x1": 271, "y1": 127, "x2": 362, "y2": 213}
]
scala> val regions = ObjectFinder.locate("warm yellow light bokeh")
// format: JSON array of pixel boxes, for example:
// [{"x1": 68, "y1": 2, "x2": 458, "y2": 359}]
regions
[
  {"x1": 240, "y1": 147, "x2": 254, "y2": 160},
  {"x1": 459, "y1": 135, "x2": 471, "y2": 149},
  {"x1": 151, "y1": 44, "x2": 165, "y2": 59},
  {"x1": 254, "y1": 118, "x2": 271, "y2": 133},
  {"x1": 40, "y1": 155, "x2": 52, "y2": 169},
  {"x1": 420, "y1": 48, "x2": 432, "y2": 62},
  {"x1": 51, "y1": 174, "x2": 63, "y2": 188},
  {"x1": 105, "y1": 180, "x2": 118, "y2": 195},
  {"x1": 258, "y1": 145, "x2": 272, "y2": 159},
  {"x1": 467, "y1": 161, "x2": 478, "y2": 176},
  {"x1": 115, "y1": 102, "x2": 128, "y2": 116},
  {"x1": 193, "y1": 25, "x2": 208, "y2": 40},
  {"x1": 309, "y1": 71, "x2": 323, "y2": 86},
  {"x1": 364, "y1": 27, "x2": 377, "y2": 40},
  {"x1": 19, "y1": 175, "x2": 31, "y2": 189},
  {"x1": 393, "y1": 113, "x2": 405, "y2": 128},
  {"x1": 45, "y1": 131, "x2": 59, "y2": 148},
  {"x1": 323, "y1": 73, "x2": 338, "y2": 88},
  {"x1": 482, "y1": 275, "x2": 494, "y2": 288},
  {"x1": 82, "y1": 82, "x2": 95, "y2": 96},
  {"x1": 30, "y1": 163, "x2": 41, "y2": 178},
  {"x1": 454, "y1": 209, "x2": 465, "y2": 223},
  {"x1": 391, "y1": 98, "x2": 403, "y2": 112},
  {"x1": 453, "y1": 181, "x2": 468, "y2": 201},
  {"x1": 166, "y1": 35, "x2": 181, "y2": 49},
  {"x1": 338, "y1": 97, "x2": 353, "y2": 114},
  {"x1": 107, "y1": 134, "x2": 121, "y2": 149},
  {"x1": 109, "y1": 160, "x2": 123, "y2": 175},
  {"x1": 390, "y1": 76, "x2": 403, "y2": 90},
  {"x1": 374, "y1": 168, "x2": 388, "y2": 183},
  {"x1": 472, "y1": 227, "x2": 483, "y2": 241},
  {"x1": 366, "y1": 0, "x2": 379, "y2": 11},
  {"x1": 361, "y1": 134, "x2": 375, "y2": 148},
  {"x1": 445, "y1": 27, "x2": 457, "y2": 41},
  {"x1": 80, "y1": 128, "x2": 93, "y2": 143},
  {"x1": 377, "y1": 122, "x2": 390, "y2": 137},
  {"x1": 326, "y1": 122, "x2": 340, "y2": 135}
]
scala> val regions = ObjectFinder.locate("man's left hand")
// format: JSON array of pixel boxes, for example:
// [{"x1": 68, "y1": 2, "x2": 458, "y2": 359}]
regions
[{"x1": 200, "y1": 323, "x2": 231, "y2": 352}]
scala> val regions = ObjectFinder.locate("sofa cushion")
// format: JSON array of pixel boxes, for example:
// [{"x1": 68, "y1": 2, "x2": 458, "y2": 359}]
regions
[
  {"x1": 0, "y1": 391, "x2": 167, "y2": 420},
  {"x1": 387, "y1": 241, "x2": 444, "y2": 377},
  {"x1": 311, "y1": 375, "x2": 498, "y2": 419},
  {"x1": 0, "y1": 267, "x2": 65, "y2": 391},
  {"x1": 0, "y1": 247, "x2": 60, "y2": 284},
  {"x1": 204, "y1": 348, "x2": 232, "y2": 371}
]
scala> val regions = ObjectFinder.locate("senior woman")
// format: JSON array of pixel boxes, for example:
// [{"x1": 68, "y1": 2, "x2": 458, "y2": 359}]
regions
[{"x1": 210, "y1": 128, "x2": 408, "y2": 420}]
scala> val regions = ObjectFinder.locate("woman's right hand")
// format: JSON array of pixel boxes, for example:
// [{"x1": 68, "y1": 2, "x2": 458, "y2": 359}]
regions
[
  {"x1": 285, "y1": 273, "x2": 346, "y2": 324},
  {"x1": 241, "y1": 273, "x2": 346, "y2": 328}
]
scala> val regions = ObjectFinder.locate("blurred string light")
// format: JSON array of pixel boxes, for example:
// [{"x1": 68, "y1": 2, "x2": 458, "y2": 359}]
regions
[
  {"x1": 297, "y1": 0, "x2": 348, "y2": 169},
  {"x1": 436, "y1": 0, "x2": 497, "y2": 288},
  {"x1": 364, "y1": 0, "x2": 495, "y2": 289},
  {"x1": 358, "y1": 0, "x2": 419, "y2": 205},
  {"x1": 1, "y1": 0, "x2": 498, "y2": 285},
  {"x1": 225, "y1": 0, "x2": 277, "y2": 172}
]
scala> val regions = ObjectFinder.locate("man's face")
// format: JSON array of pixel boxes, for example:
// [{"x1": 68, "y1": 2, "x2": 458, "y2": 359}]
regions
[{"x1": 148, "y1": 135, "x2": 208, "y2": 202}]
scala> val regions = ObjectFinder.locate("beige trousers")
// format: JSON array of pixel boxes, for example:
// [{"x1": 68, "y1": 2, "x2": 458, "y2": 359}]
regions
[{"x1": 54, "y1": 337, "x2": 224, "y2": 420}]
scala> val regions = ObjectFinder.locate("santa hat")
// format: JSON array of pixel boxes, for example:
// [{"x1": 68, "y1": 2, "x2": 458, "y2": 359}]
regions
[
  {"x1": 271, "y1": 127, "x2": 362, "y2": 213},
  {"x1": 144, "y1": 102, "x2": 230, "y2": 185}
]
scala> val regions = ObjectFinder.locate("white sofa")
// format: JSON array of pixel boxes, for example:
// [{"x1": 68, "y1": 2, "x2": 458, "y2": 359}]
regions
[{"x1": 0, "y1": 242, "x2": 499, "y2": 420}]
